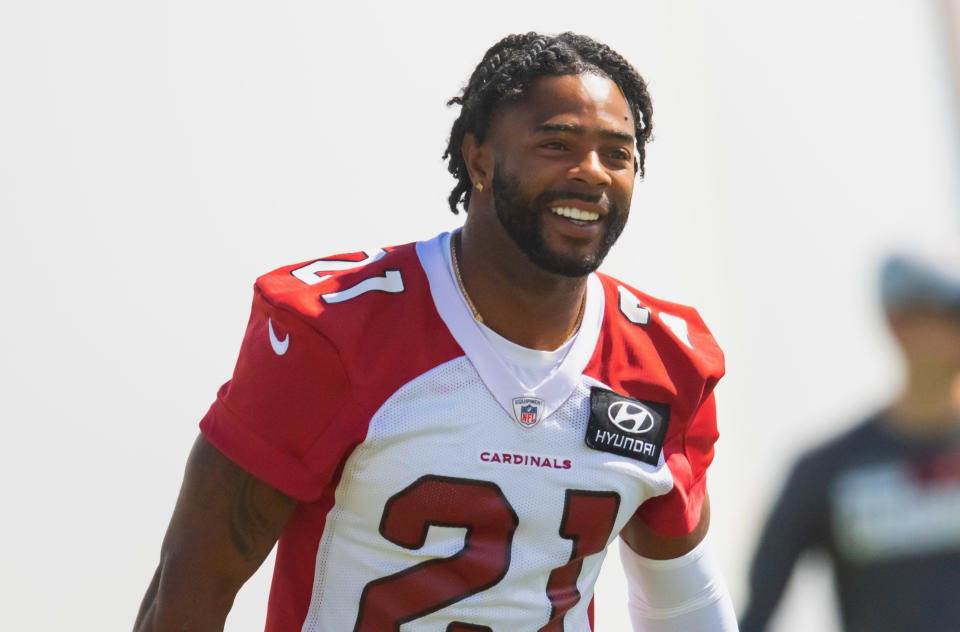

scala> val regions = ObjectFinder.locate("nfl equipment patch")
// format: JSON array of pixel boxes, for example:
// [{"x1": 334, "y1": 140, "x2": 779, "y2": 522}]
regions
[
  {"x1": 512, "y1": 396, "x2": 545, "y2": 429},
  {"x1": 585, "y1": 387, "x2": 670, "y2": 465}
]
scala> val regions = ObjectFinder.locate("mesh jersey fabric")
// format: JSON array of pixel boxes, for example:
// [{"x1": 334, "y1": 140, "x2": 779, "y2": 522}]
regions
[
  {"x1": 740, "y1": 413, "x2": 960, "y2": 632},
  {"x1": 200, "y1": 232, "x2": 725, "y2": 631}
]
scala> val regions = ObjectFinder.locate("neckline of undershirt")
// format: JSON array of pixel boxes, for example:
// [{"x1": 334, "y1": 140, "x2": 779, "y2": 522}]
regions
[
  {"x1": 441, "y1": 231, "x2": 580, "y2": 378},
  {"x1": 477, "y1": 319, "x2": 577, "y2": 371}
]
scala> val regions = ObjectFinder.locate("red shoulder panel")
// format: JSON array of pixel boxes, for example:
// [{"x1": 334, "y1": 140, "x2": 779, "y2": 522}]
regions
[
  {"x1": 200, "y1": 243, "x2": 463, "y2": 502},
  {"x1": 586, "y1": 273, "x2": 725, "y2": 537}
]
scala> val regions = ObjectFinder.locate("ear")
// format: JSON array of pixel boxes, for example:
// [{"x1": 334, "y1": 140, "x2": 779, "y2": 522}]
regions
[{"x1": 461, "y1": 133, "x2": 493, "y2": 192}]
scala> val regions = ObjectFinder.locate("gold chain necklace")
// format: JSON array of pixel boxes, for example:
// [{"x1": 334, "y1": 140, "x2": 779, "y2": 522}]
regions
[
  {"x1": 451, "y1": 231, "x2": 484, "y2": 323},
  {"x1": 449, "y1": 231, "x2": 586, "y2": 340}
]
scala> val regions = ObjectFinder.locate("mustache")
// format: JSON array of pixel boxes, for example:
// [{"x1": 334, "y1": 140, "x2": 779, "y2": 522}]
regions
[{"x1": 535, "y1": 190, "x2": 604, "y2": 205}]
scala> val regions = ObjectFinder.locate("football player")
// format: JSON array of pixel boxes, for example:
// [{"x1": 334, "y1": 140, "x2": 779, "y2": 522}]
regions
[{"x1": 135, "y1": 32, "x2": 737, "y2": 632}]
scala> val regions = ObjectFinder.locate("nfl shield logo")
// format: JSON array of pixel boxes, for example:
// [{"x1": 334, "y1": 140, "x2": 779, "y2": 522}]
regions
[{"x1": 512, "y1": 396, "x2": 545, "y2": 429}]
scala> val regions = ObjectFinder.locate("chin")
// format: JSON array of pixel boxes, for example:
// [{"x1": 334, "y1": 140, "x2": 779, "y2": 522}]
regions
[{"x1": 525, "y1": 244, "x2": 605, "y2": 277}]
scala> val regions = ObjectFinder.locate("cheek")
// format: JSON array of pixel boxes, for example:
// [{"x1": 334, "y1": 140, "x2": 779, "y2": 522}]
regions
[
  {"x1": 915, "y1": 323, "x2": 960, "y2": 361},
  {"x1": 611, "y1": 174, "x2": 635, "y2": 206},
  {"x1": 948, "y1": 331, "x2": 960, "y2": 362},
  {"x1": 504, "y1": 167, "x2": 557, "y2": 202}
]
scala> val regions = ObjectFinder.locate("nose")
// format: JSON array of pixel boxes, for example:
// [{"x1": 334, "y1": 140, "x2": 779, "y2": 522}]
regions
[{"x1": 569, "y1": 150, "x2": 613, "y2": 187}]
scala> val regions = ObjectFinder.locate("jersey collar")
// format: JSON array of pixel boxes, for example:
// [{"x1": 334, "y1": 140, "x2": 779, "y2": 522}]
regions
[{"x1": 417, "y1": 232, "x2": 604, "y2": 425}]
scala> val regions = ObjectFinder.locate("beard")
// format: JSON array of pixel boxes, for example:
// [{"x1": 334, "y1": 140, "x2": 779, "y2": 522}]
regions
[{"x1": 492, "y1": 163, "x2": 629, "y2": 277}]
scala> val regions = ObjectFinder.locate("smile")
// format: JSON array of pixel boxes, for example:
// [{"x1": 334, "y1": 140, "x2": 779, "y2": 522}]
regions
[{"x1": 550, "y1": 206, "x2": 600, "y2": 222}]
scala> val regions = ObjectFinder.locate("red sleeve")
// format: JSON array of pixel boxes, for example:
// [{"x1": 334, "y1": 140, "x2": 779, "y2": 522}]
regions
[
  {"x1": 593, "y1": 275, "x2": 725, "y2": 538},
  {"x1": 199, "y1": 288, "x2": 351, "y2": 501},
  {"x1": 635, "y1": 386, "x2": 720, "y2": 537}
]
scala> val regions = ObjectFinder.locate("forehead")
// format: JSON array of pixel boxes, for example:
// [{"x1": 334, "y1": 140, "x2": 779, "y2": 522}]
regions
[{"x1": 493, "y1": 73, "x2": 635, "y2": 137}]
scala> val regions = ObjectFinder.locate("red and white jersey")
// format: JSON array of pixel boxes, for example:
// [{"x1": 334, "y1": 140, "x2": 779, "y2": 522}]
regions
[{"x1": 200, "y1": 232, "x2": 725, "y2": 632}]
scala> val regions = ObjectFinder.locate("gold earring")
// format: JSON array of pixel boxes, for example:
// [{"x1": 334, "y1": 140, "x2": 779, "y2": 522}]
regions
[{"x1": 475, "y1": 182, "x2": 484, "y2": 192}]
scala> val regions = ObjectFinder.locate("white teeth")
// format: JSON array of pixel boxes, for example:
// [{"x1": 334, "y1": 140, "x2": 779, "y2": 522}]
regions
[{"x1": 551, "y1": 206, "x2": 600, "y2": 221}]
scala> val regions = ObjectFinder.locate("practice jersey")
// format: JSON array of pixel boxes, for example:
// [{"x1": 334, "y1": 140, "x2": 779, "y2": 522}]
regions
[{"x1": 200, "y1": 232, "x2": 725, "y2": 632}]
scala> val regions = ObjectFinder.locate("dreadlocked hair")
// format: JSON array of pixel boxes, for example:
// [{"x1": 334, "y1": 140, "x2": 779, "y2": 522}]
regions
[{"x1": 443, "y1": 32, "x2": 654, "y2": 214}]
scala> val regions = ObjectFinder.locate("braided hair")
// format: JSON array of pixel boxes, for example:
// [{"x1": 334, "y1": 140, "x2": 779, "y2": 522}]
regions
[{"x1": 443, "y1": 32, "x2": 654, "y2": 215}]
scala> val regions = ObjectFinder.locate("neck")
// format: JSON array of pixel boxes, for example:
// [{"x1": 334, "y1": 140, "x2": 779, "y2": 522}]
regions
[
  {"x1": 887, "y1": 365, "x2": 960, "y2": 435},
  {"x1": 456, "y1": 220, "x2": 588, "y2": 351}
]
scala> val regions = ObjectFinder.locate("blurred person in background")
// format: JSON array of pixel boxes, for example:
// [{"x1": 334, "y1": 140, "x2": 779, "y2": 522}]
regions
[{"x1": 739, "y1": 250, "x2": 960, "y2": 632}]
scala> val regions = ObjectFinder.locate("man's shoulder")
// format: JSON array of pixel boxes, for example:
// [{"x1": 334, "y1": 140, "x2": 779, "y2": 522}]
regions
[
  {"x1": 244, "y1": 238, "x2": 461, "y2": 393},
  {"x1": 774, "y1": 415, "x2": 891, "y2": 494},
  {"x1": 249, "y1": 240, "x2": 455, "y2": 362},
  {"x1": 253, "y1": 242, "x2": 421, "y2": 319},
  {"x1": 795, "y1": 414, "x2": 888, "y2": 470},
  {"x1": 593, "y1": 272, "x2": 725, "y2": 387}
]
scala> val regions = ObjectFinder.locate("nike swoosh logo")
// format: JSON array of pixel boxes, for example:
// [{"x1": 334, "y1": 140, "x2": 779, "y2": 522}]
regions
[{"x1": 268, "y1": 317, "x2": 289, "y2": 355}]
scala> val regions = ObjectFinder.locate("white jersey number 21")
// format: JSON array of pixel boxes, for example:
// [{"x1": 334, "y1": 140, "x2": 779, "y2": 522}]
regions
[{"x1": 290, "y1": 250, "x2": 405, "y2": 303}]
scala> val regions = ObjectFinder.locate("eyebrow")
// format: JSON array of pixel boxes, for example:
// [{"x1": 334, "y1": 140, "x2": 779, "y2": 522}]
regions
[{"x1": 533, "y1": 123, "x2": 634, "y2": 144}]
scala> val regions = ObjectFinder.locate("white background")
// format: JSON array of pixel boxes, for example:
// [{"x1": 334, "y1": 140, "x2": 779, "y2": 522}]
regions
[{"x1": 2, "y1": 1, "x2": 958, "y2": 630}]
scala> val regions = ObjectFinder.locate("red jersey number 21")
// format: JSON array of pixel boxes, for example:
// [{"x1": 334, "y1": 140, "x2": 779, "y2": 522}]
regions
[{"x1": 354, "y1": 475, "x2": 621, "y2": 631}]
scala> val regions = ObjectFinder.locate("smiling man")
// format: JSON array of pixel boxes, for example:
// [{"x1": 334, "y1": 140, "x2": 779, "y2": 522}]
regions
[{"x1": 135, "y1": 32, "x2": 737, "y2": 631}]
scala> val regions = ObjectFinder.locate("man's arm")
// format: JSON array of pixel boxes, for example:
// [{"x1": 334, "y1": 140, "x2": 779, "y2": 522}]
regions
[
  {"x1": 134, "y1": 435, "x2": 298, "y2": 632},
  {"x1": 738, "y1": 456, "x2": 826, "y2": 632},
  {"x1": 620, "y1": 492, "x2": 711, "y2": 559},
  {"x1": 618, "y1": 494, "x2": 739, "y2": 631}
]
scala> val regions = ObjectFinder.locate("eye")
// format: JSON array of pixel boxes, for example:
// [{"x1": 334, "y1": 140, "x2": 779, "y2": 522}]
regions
[
  {"x1": 607, "y1": 148, "x2": 632, "y2": 161},
  {"x1": 541, "y1": 140, "x2": 567, "y2": 151}
]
